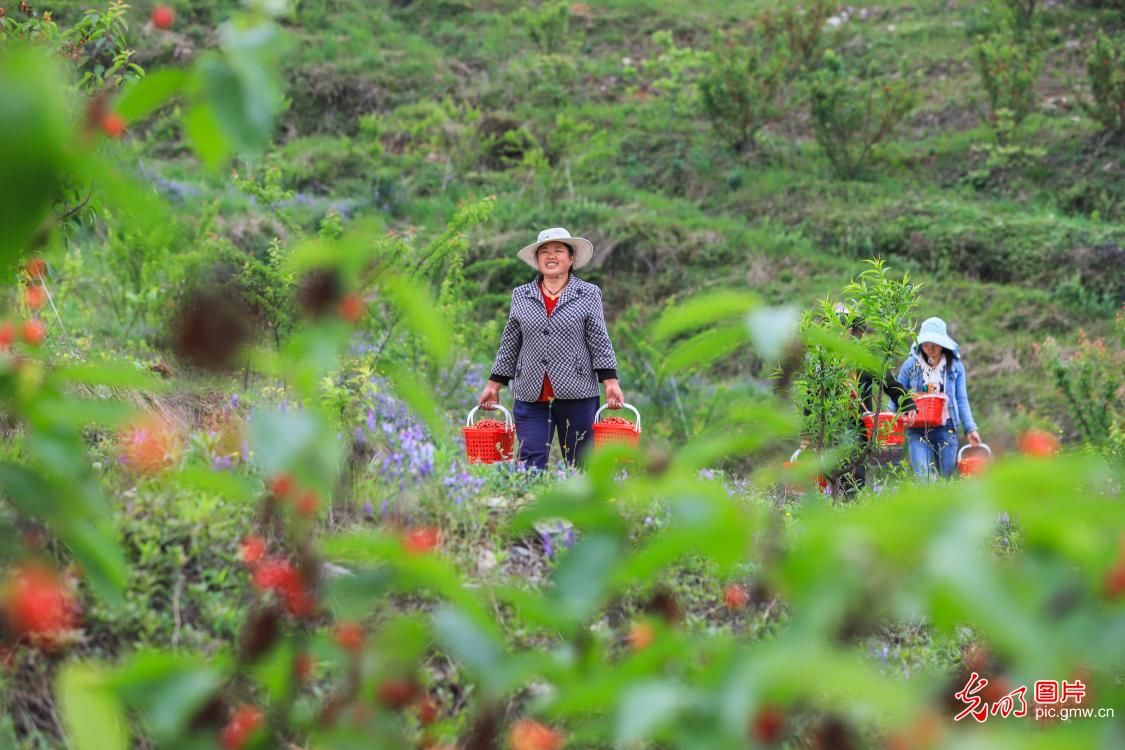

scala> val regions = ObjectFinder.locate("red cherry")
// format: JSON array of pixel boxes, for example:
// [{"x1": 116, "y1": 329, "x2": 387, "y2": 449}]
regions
[
  {"x1": 1018, "y1": 429, "x2": 1058, "y2": 457},
  {"x1": 338, "y1": 293, "x2": 364, "y2": 324},
  {"x1": 1103, "y1": 560, "x2": 1125, "y2": 600},
  {"x1": 3, "y1": 563, "x2": 79, "y2": 643},
  {"x1": 295, "y1": 490, "x2": 320, "y2": 517},
  {"x1": 403, "y1": 526, "x2": 441, "y2": 555},
  {"x1": 415, "y1": 695, "x2": 439, "y2": 725},
  {"x1": 724, "y1": 583, "x2": 749, "y2": 611},
  {"x1": 219, "y1": 704, "x2": 263, "y2": 750},
  {"x1": 509, "y1": 719, "x2": 564, "y2": 750},
  {"x1": 750, "y1": 705, "x2": 785, "y2": 744},
  {"x1": 376, "y1": 677, "x2": 420, "y2": 709},
  {"x1": 100, "y1": 112, "x2": 126, "y2": 139},
  {"x1": 24, "y1": 258, "x2": 47, "y2": 279},
  {"x1": 268, "y1": 473, "x2": 293, "y2": 500},
  {"x1": 24, "y1": 285, "x2": 46, "y2": 310},
  {"x1": 294, "y1": 652, "x2": 314, "y2": 681},
  {"x1": 22, "y1": 319, "x2": 46, "y2": 346},
  {"x1": 150, "y1": 5, "x2": 174, "y2": 29},
  {"x1": 0, "y1": 322, "x2": 15, "y2": 350},
  {"x1": 239, "y1": 536, "x2": 266, "y2": 566},
  {"x1": 628, "y1": 621, "x2": 654, "y2": 651},
  {"x1": 334, "y1": 621, "x2": 363, "y2": 653}
]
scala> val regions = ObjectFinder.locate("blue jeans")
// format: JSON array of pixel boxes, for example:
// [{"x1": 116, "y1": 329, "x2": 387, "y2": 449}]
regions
[
  {"x1": 906, "y1": 421, "x2": 958, "y2": 479},
  {"x1": 513, "y1": 397, "x2": 600, "y2": 470}
]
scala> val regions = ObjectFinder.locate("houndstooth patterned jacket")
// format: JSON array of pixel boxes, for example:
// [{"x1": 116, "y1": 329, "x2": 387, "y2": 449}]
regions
[{"x1": 489, "y1": 275, "x2": 618, "y2": 402}]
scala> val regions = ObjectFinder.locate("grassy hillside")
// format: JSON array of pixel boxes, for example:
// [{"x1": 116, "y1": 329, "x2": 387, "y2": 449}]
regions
[{"x1": 35, "y1": 0, "x2": 1121, "y2": 444}]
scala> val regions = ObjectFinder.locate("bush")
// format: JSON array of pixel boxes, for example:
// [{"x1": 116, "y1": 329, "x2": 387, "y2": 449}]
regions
[
  {"x1": 758, "y1": 0, "x2": 839, "y2": 73},
  {"x1": 974, "y1": 30, "x2": 1044, "y2": 142},
  {"x1": 1081, "y1": 32, "x2": 1125, "y2": 139},
  {"x1": 1039, "y1": 322, "x2": 1125, "y2": 453},
  {"x1": 806, "y1": 51, "x2": 918, "y2": 179},
  {"x1": 698, "y1": 34, "x2": 788, "y2": 154}
]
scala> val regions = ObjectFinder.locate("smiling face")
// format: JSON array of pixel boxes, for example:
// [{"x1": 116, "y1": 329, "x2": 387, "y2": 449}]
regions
[
  {"x1": 536, "y1": 241, "x2": 574, "y2": 278},
  {"x1": 921, "y1": 342, "x2": 944, "y2": 363}
]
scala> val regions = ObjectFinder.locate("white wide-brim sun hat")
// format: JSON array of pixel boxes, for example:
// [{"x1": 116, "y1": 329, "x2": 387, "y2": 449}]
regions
[
  {"x1": 916, "y1": 316, "x2": 959, "y2": 353},
  {"x1": 517, "y1": 227, "x2": 594, "y2": 270}
]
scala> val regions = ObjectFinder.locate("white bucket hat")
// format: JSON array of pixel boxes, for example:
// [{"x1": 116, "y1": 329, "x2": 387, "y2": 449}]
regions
[
  {"x1": 916, "y1": 317, "x2": 959, "y2": 353},
  {"x1": 517, "y1": 227, "x2": 593, "y2": 270}
]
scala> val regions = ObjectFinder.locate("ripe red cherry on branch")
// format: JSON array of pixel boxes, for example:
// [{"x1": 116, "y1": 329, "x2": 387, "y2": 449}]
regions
[
  {"x1": 100, "y1": 112, "x2": 126, "y2": 138},
  {"x1": 295, "y1": 490, "x2": 320, "y2": 517},
  {"x1": 22, "y1": 319, "x2": 46, "y2": 346},
  {"x1": 151, "y1": 5, "x2": 174, "y2": 29},
  {"x1": 25, "y1": 286, "x2": 46, "y2": 311},
  {"x1": 509, "y1": 719, "x2": 564, "y2": 750},
  {"x1": 268, "y1": 473, "x2": 294, "y2": 500},
  {"x1": 750, "y1": 705, "x2": 785, "y2": 744},
  {"x1": 334, "y1": 621, "x2": 364, "y2": 653},
  {"x1": 3, "y1": 563, "x2": 79, "y2": 643},
  {"x1": 338, "y1": 293, "x2": 365, "y2": 324},
  {"x1": 724, "y1": 583, "x2": 749, "y2": 611},
  {"x1": 403, "y1": 526, "x2": 441, "y2": 555},
  {"x1": 0, "y1": 322, "x2": 15, "y2": 350},
  {"x1": 239, "y1": 536, "x2": 266, "y2": 566},
  {"x1": 25, "y1": 258, "x2": 47, "y2": 279},
  {"x1": 1018, "y1": 429, "x2": 1058, "y2": 457},
  {"x1": 219, "y1": 704, "x2": 263, "y2": 750},
  {"x1": 376, "y1": 677, "x2": 420, "y2": 709}
]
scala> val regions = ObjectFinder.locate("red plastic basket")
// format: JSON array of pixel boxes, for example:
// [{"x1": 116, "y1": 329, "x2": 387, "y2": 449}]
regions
[
  {"x1": 462, "y1": 404, "x2": 515, "y2": 464},
  {"x1": 912, "y1": 393, "x2": 948, "y2": 428},
  {"x1": 592, "y1": 403, "x2": 641, "y2": 449},
  {"x1": 958, "y1": 443, "x2": 992, "y2": 477},
  {"x1": 862, "y1": 411, "x2": 906, "y2": 446}
]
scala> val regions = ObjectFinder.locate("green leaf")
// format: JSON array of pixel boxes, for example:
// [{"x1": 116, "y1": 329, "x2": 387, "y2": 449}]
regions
[
  {"x1": 432, "y1": 606, "x2": 504, "y2": 692},
  {"x1": 661, "y1": 324, "x2": 748, "y2": 375},
  {"x1": 109, "y1": 651, "x2": 222, "y2": 743},
  {"x1": 616, "y1": 681, "x2": 685, "y2": 743},
  {"x1": 183, "y1": 103, "x2": 230, "y2": 170},
  {"x1": 650, "y1": 290, "x2": 759, "y2": 341},
  {"x1": 549, "y1": 534, "x2": 622, "y2": 627},
  {"x1": 801, "y1": 326, "x2": 881, "y2": 374},
  {"x1": 114, "y1": 69, "x2": 187, "y2": 123},
  {"x1": 381, "y1": 274, "x2": 452, "y2": 366},
  {"x1": 746, "y1": 305, "x2": 800, "y2": 361},
  {"x1": 384, "y1": 363, "x2": 445, "y2": 437},
  {"x1": 56, "y1": 363, "x2": 169, "y2": 390},
  {"x1": 60, "y1": 519, "x2": 129, "y2": 604},
  {"x1": 0, "y1": 48, "x2": 72, "y2": 267},
  {"x1": 59, "y1": 663, "x2": 128, "y2": 750}
]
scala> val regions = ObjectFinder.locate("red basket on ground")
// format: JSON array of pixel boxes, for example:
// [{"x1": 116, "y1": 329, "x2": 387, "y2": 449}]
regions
[
  {"x1": 862, "y1": 411, "x2": 906, "y2": 446},
  {"x1": 912, "y1": 393, "x2": 948, "y2": 428},
  {"x1": 958, "y1": 443, "x2": 991, "y2": 477},
  {"x1": 592, "y1": 403, "x2": 641, "y2": 449},
  {"x1": 462, "y1": 404, "x2": 515, "y2": 464}
]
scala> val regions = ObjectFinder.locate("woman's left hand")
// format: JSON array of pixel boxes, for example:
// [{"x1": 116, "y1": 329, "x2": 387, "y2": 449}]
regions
[
  {"x1": 967, "y1": 430, "x2": 982, "y2": 446},
  {"x1": 604, "y1": 379, "x2": 624, "y2": 409}
]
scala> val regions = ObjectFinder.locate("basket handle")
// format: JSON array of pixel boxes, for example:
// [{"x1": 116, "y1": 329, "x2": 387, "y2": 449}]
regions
[
  {"x1": 594, "y1": 402, "x2": 641, "y2": 431},
  {"x1": 958, "y1": 442, "x2": 991, "y2": 461},
  {"x1": 789, "y1": 448, "x2": 802, "y2": 463},
  {"x1": 467, "y1": 403, "x2": 513, "y2": 429}
]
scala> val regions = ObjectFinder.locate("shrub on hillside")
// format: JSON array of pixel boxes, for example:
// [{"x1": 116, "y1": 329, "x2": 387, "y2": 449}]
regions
[
  {"x1": 974, "y1": 30, "x2": 1044, "y2": 143},
  {"x1": 757, "y1": 0, "x2": 840, "y2": 73},
  {"x1": 1081, "y1": 32, "x2": 1125, "y2": 139},
  {"x1": 698, "y1": 34, "x2": 788, "y2": 154},
  {"x1": 806, "y1": 51, "x2": 918, "y2": 179}
]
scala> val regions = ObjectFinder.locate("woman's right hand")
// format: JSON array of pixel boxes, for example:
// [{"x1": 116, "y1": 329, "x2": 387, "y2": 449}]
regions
[{"x1": 478, "y1": 381, "x2": 501, "y2": 409}]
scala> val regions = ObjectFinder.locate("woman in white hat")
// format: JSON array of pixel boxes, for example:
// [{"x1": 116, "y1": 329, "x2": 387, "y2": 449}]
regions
[
  {"x1": 889, "y1": 317, "x2": 982, "y2": 479},
  {"x1": 477, "y1": 228, "x2": 625, "y2": 470}
]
